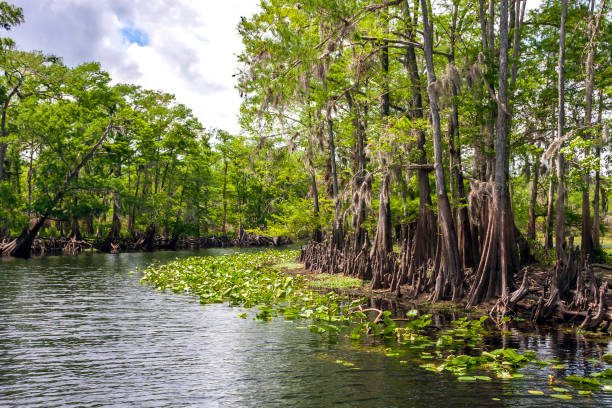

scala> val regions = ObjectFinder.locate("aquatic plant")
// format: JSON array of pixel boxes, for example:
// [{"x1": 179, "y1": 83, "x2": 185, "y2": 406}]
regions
[{"x1": 141, "y1": 250, "x2": 612, "y2": 398}]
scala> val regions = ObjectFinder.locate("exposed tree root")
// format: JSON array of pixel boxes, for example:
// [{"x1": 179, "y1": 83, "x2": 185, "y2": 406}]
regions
[{"x1": 299, "y1": 234, "x2": 611, "y2": 331}]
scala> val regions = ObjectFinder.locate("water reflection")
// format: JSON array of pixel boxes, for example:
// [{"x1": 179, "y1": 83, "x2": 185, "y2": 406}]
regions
[{"x1": 0, "y1": 249, "x2": 609, "y2": 407}]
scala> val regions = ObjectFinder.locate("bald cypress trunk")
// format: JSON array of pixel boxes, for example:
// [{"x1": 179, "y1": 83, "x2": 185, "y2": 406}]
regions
[
  {"x1": 555, "y1": 0, "x2": 567, "y2": 263},
  {"x1": 448, "y1": 0, "x2": 475, "y2": 270},
  {"x1": 345, "y1": 90, "x2": 368, "y2": 252},
  {"x1": 222, "y1": 160, "x2": 228, "y2": 237},
  {"x1": 545, "y1": 177, "x2": 555, "y2": 249},
  {"x1": 310, "y1": 168, "x2": 322, "y2": 243},
  {"x1": 527, "y1": 157, "x2": 540, "y2": 242},
  {"x1": 370, "y1": 22, "x2": 394, "y2": 290},
  {"x1": 581, "y1": 0, "x2": 605, "y2": 264},
  {"x1": 468, "y1": 0, "x2": 519, "y2": 307},
  {"x1": 322, "y1": 74, "x2": 343, "y2": 251},
  {"x1": 420, "y1": 0, "x2": 462, "y2": 301},
  {"x1": 392, "y1": 1, "x2": 437, "y2": 294},
  {"x1": 593, "y1": 90, "x2": 603, "y2": 250}
]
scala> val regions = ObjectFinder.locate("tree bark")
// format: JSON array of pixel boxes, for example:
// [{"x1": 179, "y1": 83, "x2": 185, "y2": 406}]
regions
[
  {"x1": 222, "y1": 160, "x2": 228, "y2": 236},
  {"x1": 581, "y1": 0, "x2": 606, "y2": 264},
  {"x1": 70, "y1": 196, "x2": 81, "y2": 240},
  {"x1": 545, "y1": 176, "x2": 555, "y2": 249},
  {"x1": 468, "y1": 0, "x2": 519, "y2": 307},
  {"x1": 128, "y1": 168, "x2": 141, "y2": 239},
  {"x1": 324, "y1": 78, "x2": 343, "y2": 250},
  {"x1": 108, "y1": 167, "x2": 122, "y2": 242},
  {"x1": 420, "y1": 0, "x2": 463, "y2": 302},
  {"x1": 555, "y1": 0, "x2": 568, "y2": 263},
  {"x1": 345, "y1": 90, "x2": 368, "y2": 251},
  {"x1": 448, "y1": 0, "x2": 476, "y2": 270},
  {"x1": 392, "y1": 1, "x2": 437, "y2": 294},
  {"x1": 527, "y1": 156, "x2": 540, "y2": 241},
  {"x1": 593, "y1": 89, "x2": 604, "y2": 250},
  {"x1": 370, "y1": 23, "x2": 394, "y2": 290},
  {"x1": 310, "y1": 167, "x2": 322, "y2": 243}
]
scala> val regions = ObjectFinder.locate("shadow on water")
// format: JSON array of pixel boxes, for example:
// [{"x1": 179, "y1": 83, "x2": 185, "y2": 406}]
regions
[{"x1": 0, "y1": 248, "x2": 610, "y2": 407}]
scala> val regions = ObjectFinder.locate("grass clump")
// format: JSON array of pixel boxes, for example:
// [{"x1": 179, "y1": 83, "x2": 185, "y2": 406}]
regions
[
  {"x1": 308, "y1": 273, "x2": 365, "y2": 289},
  {"x1": 271, "y1": 261, "x2": 303, "y2": 271}
]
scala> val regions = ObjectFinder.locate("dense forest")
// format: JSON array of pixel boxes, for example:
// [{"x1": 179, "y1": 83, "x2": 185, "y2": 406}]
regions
[
  {"x1": 234, "y1": 0, "x2": 612, "y2": 321},
  {"x1": 0, "y1": 1, "x2": 611, "y2": 319},
  {"x1": 0, "y1": 2, "x2": 303, "y2": 256}
]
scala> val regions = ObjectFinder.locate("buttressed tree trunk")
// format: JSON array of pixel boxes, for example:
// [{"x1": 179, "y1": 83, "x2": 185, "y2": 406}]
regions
[
  {"x1": 581, "y1": 0, "x2": 605, "y2": 264},
  {"x1": 420, "y1": 0, "x2": 463, "y2": 302},
  {"x1": 555, "y1": 0, "x2": 568, "y2": 263},
  {"x1": 345, "y1": 90, "x2": 368, "y2": 252},
  {"x1": 370, "y1": 23, "x2": 394, "y2": 290},
  {"x1": 467, "y1": 0, "x2": 519, "y2": 307},
  {"x1": 393, "y1": 1, "x2": 436, "y2": 295},
  {"x1": 323, "y1": 74, "x2": 343, "y2": 251},
  {"x1": 448, "y1": 0, "x2": 475, "y2": 270}
]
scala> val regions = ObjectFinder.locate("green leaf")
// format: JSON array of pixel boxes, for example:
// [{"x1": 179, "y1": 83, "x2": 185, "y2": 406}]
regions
[
  {"x1": 550, "y1": 394, "x2": 572, "y2": 400},
  {"x1": 527, "y1": 390, "x2": 545, "y2": 395}
]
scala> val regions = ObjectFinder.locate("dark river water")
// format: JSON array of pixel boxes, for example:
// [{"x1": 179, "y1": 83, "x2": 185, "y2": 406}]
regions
[{"x1": 1, "y1": 248, "x2": 610, "y2": 407}]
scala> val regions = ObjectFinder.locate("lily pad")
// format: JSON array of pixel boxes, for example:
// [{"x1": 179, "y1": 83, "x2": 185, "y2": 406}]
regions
[
  {"x1": 527, "y1": 390, "x2": 544, "y2": 395},
  {"x1": 550, "y1": 394, "x2": 572, "y2": 400},
  {"x1": 457, "y1": 376, "x2": 476, "y2": 381},
  {"x1": 566, "y1": 375, "x2": 600, "y2": 387}
]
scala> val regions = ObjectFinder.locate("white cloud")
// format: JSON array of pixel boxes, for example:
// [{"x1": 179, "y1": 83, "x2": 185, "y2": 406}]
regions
[{"x1": 9, "y1": 0, "x2": 261, "y2": 134}]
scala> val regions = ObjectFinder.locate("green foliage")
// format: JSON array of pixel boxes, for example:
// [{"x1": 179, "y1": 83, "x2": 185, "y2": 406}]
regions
[{"x1": 307, "y1": 273, "x2": 365, "y2": 289}]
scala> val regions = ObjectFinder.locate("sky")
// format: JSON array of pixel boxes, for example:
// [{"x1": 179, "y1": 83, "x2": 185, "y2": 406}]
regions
[
  {"x1": 8, "y1": 0, "x2": 261, "y2": 134},
  {"x1": 7, "y1": 1, "x2": 542, "y2": 135}
]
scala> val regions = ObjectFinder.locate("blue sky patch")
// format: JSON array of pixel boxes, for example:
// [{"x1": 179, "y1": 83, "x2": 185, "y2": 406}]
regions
[{"x1": 120, "y1": 25, "x2": 149, "y2": 47}]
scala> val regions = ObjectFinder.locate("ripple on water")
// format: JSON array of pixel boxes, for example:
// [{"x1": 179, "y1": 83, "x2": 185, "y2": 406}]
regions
[{"x1": 0, "y1": 249, "x2": 610, "y2": 407}]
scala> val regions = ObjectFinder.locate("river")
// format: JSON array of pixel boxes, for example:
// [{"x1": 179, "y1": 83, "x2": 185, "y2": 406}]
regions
[{"x1": 1, "y1": 248, "x2": 610, "y2": 407}]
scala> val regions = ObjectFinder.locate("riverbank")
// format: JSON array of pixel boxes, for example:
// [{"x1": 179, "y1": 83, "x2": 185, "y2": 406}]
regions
[
  {"x1": 283, "y1": 259, "x2": 612, "y2": 335},
  {"x1": 0, "y1": 231, "x2": 292, "y2": 258}
]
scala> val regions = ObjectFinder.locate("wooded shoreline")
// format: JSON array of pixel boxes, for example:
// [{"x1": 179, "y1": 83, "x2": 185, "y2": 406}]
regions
[
  {"x1": 1, "y1": 2, "x2": 611, "y2": 330},
  {"x1": 0, "y1": 231, "x2": 292, "y2": 257}
]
